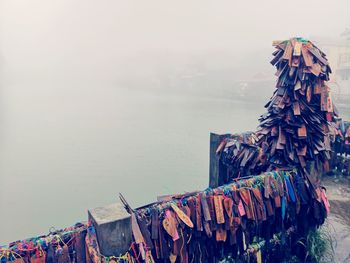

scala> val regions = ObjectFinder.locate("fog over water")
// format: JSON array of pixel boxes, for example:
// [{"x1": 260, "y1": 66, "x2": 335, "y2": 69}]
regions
[{"x1": 0, "y1": 0, "x2": 350, "y2": 243}]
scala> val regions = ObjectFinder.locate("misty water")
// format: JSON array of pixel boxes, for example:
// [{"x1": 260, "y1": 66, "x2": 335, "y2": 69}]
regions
[{"x1": 0, "y1": 88, "x2": 266, "y2": 244}]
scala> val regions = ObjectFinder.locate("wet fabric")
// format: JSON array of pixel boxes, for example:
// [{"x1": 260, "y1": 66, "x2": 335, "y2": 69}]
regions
[{"x1": 132, "y1": 170, "x2": 328, "y2": 263}]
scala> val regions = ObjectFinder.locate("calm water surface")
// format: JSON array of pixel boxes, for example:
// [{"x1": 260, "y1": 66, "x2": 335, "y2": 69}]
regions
[{"x1": 0, "y1": 88, "x2": 264, "y2": 244}]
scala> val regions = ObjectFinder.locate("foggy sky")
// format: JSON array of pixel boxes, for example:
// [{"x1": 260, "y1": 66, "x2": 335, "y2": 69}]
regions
[{"x1": 1, "y1": 0, "x2": 350, "y2": 88}]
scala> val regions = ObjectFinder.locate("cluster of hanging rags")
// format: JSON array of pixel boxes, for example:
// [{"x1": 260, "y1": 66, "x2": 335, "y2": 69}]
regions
[
  {"x1": 125, "y1": 170, "x2": 330, "y2": 263},
  {"x1": 219, "y1": 38, "x2": 337, "y2": 185},
  {"x1": 0, "y1": 223, "x2": 131, "y2": 263}
]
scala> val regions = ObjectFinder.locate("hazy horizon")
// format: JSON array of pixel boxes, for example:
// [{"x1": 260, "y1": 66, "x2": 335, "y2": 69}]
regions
[{"x1": 1, "y1": 0, "x2": 350, "y2": 88}]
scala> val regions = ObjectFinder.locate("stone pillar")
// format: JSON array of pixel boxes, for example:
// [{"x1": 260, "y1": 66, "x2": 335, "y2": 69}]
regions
[
  {"x1": 209, "y1": 133, "x2": 230, "y2": 188},
  {"x1": 88, "y1": 202, "x2": 132, "y2": 256}
]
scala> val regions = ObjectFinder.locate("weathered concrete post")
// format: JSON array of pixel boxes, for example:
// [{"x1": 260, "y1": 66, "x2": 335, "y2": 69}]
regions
[
  {"x1": 88, "y1": 202, "x2": 132, "y2": 256},
  {"x1": 209, "y1": 133, "x2": 230, "y2": 188}
]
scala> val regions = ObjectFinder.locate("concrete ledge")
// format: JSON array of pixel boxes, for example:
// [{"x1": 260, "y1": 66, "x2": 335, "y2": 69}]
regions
[{"x1": 88, "y1": 202, "x2": 132, "y2": 256}]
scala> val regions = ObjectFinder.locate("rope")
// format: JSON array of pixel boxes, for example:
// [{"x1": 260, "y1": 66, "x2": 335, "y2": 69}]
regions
[{"x1": 1, "y1": 223, "x2": 88, "y2": 262}]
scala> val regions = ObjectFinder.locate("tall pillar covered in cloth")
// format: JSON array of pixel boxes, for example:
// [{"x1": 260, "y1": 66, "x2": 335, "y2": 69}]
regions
[{"x1": 219, "y1": 38, "x2": 337, "y2": 186}]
